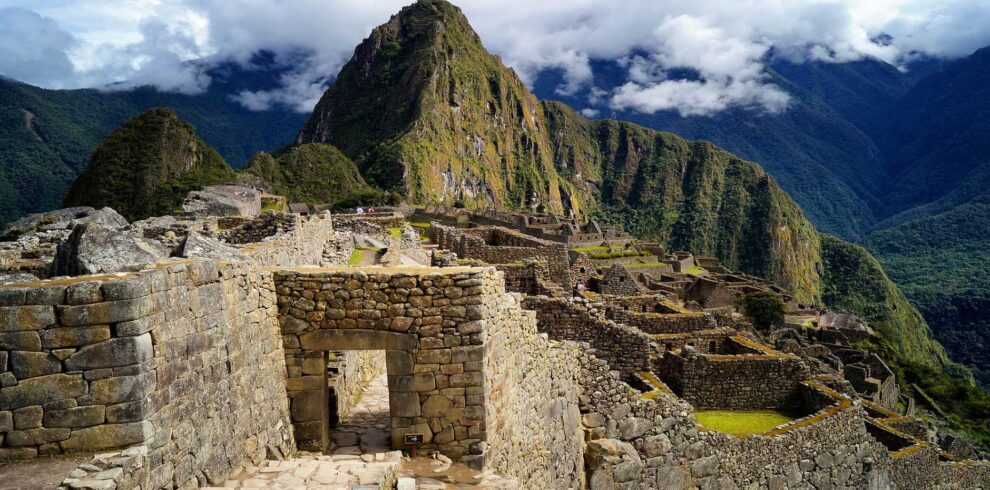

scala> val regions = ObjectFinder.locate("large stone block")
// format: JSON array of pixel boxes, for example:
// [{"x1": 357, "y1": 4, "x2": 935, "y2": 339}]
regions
[
  {"x1": 389, "y1": 391, "x2": 421, "y2": 417},
  {"x1": 0, "y1": 306, "x2": 56, "y2": 332},
  {"x1": 64, "y1": 334, "x2": 153, "y2": 370},
  {"x1": 0, "y1": 410, "x2": 11, "y2": 431},
  {"x1": 43, "y1": 405, "x2": 105, "y2": 428},
  {"x1": 290, "y1": 391, "x2": 323, "y2": 422},
  {"x1": 392, "y1": 373, "x2": 436, "y2": 392},
  {"x1": 59, "y1": 298, "x2": 155, "y2": 327},
  {"x1": 4, "y1": 427, "x2": 70, "y2": 446},
  {"x1": 60, "y1": 421, "x2": 153, "y2": 452},
  {"x1": 87, "y1": 372, "x2": 156, "y2": 404},
  {"x1": 13, "y1": 405, "x2": 42, "y2": 429},
  {"x1": 0, "y1": 373, "x2": 87, "y2": 409},
  {"x1": 386, "y1": 350, "x2": 414, "y2": 375},
  {"x1": 9, "y1": 351, "x2": 62, "y2": 379},
  {"x1": 41, "y1": 325, "x2": 111, "y2": 349},
  {"x1": 0, "y1": 332, "x2": 42, "y2": 351},
  {"x1": 299, "y1": 329, "x2": 416, "y2": 351}
]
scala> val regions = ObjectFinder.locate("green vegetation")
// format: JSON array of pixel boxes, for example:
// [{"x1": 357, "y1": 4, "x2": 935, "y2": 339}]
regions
[
  {"x1": 389, "y1": 227, "x2": 403, "y2": 238},
  {"x1": 347, "y1": 249, "x2": 364, "y2": 266},
  {"x1": 0, "y1": 75, "x2": 305, "y2": 226},
  {"x1": 625, "y1": 262, "x2": 667, "y2": 268},
  {"x1": 588, "y1": 250, "x2": 652, "y2": 260},
  {"x1": 694, "y1": 410, "x2": 799, "y2": 437},
  {"x1": 865, "y1": 190, "x2": 990, "y2": 387},
  {"x1": 572, "y1": 245, "x2": 609, "y2": 253},
  {"x1": 742, "y1": 291, "x2": 786, "y2": 330},
  {"x1": 63, "y1": 108, "x2": 237, "y2": 221},
  {"x1": 243, "y1": 143, "x2": 390, "y2": 209}
]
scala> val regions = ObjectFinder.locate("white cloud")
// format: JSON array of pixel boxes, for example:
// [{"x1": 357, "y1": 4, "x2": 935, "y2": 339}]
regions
[
  {"x1": 580, "y1": 108, "x2": 600, "y2": 118},
  {"x1": 0, "y1": 0, "x2": 988, "y2": 115}
]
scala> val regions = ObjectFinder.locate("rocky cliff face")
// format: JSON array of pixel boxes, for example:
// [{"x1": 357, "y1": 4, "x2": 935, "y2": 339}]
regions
[{"x1": 64, "y1": 108, "x2": 236, "y2": 221}]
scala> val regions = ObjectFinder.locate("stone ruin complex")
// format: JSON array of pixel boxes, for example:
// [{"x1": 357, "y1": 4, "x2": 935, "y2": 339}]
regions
[{"x1": 0, "y1": 194, "x2": 988, "y2": 489}]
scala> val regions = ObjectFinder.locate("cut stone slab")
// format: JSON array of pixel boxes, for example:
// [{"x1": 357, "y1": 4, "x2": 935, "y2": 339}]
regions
[
  {"x1": 52, "y1": 222, "x2": 167, "y2": 276},
  {"x1": 182, "y1": 185, "x2": 261, "y2": 217}
]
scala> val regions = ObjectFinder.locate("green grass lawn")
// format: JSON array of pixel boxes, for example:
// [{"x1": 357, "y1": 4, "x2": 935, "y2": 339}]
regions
[
  {"x1": 684, "y1": 266, "x2": 706, "y2": 275},
  {"x1": 572, "y1": 245, "x2": 609, "y2": 253},
  {"x1": 694, "y1": 410, "x2": 799, "y2": 437},
  {"x1": 626, "y1": 261, "x2": 666, "y2": 268},
  {"x1": 389, "y1": 227, "x2": 403, "y2": 238},
  {"x1": 347, "y1": 249, "x2": 364, "y2": 265}
]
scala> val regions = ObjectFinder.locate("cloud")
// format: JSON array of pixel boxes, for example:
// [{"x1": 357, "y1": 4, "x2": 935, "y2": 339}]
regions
[
  {"x1": 0, "y1": 8, "x2": 76, "y2": 88},
  {"x1": 1, "y1": 0, "x2": 989, "y2": 115}
]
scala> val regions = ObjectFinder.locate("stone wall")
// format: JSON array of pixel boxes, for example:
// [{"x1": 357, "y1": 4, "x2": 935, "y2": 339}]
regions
[
  {"x1": 218, "y1": 213, "x2": 296, "y2": 244},
  {"x1": 242, "y1": 213, "x2": 334, "y2": 267},
  {"x1": 0, "y1": 260, "x2": 293, "y2": 488},
  {"x1": 521, "y1": 296, "x2": 652, "y2": 377},
  {"x1": 332, "y1": 213, "x2": 404, "y2": 229},
  {"x1": 275, "y1": 267, "x2": 493, "y2": 459},
  {"x1": 430, "y1": 224, "x2": 571, "y2": 287},
  {"x1": 608, "y1": 308, "x2": 716, "y2": 334},
  {"x1": 657, "y1": 349, "x2": 810, "y2": 410}
]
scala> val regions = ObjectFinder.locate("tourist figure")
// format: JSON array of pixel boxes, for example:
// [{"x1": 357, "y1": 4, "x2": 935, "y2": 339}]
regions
[
  {"x1": 356, "y1": 206, "x2": 365, "y2": 214},
  {"x1": 574, "y1": 281, "x2": 586, "y2": 296}
]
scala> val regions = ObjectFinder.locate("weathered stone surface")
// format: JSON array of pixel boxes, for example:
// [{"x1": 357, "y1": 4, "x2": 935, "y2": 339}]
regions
[
  {"x1": 13, "y1": 405, "x2": 43, "y2": 429},
  {"x1": 9, "y1": 351, "x2": 61, "y2": 379},
  {"x1": 4, "y1": 427, "x2": 70, "y2": 446},
  {"x1": 60, "y1": 421, "x2": 153, "y2": 452},
  {"x1": 182, "y1": 185, "x2": 261, "y2": 217},
  {"x1": 0, "y1": 373, "x2": 87, "y2": 409},
  {"x1": 87, "y1": 372, "x2": 156, "y2": 404},
  {"x1": 0, "y1": 305, "x2": 55, "y2": 332},
  {"x1": 0, "y1": 331, "x2": 41, "y2": 351},
  {"x1": 41, "y1": 325, "x2": 112, "y2": 348},
  {"x1": 179, "y1": 230, "x2": 250, "y2": 261},
  {"x1": 0, "y1": 411, "x2": 11, "y2": 431},
  {"x1": 59, "y1": 298, "x2": 154, "y2": 327},
  {"x1": 0, "y1": 274, "x2": 40, "y2": 286},
  {"x1": 299, "y1": 329, "x2": 417, "y2": 351},
  {"x1": 52, "y1": 222, "x2": 166, "y2": 276},
  {"x1": 44, "y1": 405, "x2": 106, "y2": 428},
  {"x1": 64, "y1": 334, "x2": 153, "y2": 370}
]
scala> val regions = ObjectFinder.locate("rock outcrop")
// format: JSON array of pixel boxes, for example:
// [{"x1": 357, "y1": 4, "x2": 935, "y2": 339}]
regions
[
  {"x1": 178, "y1": 231, "x2": 249, "y2": 261},
  {"x1": 51, "y1": 223, "x2": 167, "y2": 276},
  {"x1": 182, "y1": 185, "x2": 261, "y2": 217}
]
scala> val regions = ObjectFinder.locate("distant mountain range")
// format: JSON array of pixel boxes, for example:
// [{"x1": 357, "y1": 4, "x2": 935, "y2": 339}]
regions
[{"x1": 1, "y1": 2, "x2": 988, "y2": 388}]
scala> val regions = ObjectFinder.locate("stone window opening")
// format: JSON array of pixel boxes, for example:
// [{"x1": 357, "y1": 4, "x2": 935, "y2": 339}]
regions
[{"x1": 709, "y1": 341, "x2": 716, "y2": 352}]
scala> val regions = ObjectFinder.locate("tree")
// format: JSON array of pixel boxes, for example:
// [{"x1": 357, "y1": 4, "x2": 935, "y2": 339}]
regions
[{"x1": 742, "y1": 291, "x2": 785, "y2": 330}]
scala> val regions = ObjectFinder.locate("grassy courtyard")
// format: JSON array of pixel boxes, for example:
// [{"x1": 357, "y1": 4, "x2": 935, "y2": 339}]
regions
[{"x1": 694, "y1": 410, "x2": 800, "y2": 437}]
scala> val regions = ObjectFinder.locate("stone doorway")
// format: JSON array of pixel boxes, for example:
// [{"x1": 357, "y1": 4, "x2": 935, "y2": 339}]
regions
[{"x1": 327, "y1": 373, "x2": 391, "y2": 454}]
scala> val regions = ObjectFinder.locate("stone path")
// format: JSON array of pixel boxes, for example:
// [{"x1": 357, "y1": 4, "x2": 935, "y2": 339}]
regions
[{"x1": 329, "y1": 375, "x2": 391, "y2": 454}]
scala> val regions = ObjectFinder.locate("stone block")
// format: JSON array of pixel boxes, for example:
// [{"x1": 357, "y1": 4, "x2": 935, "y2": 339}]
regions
[
  {"x1": 451, "y1": 345, "x2": 484, "y2": 363},
  {"x1": 44, "y1": 405, "x2": 105, "y2": 428},
  {"x1": 0, "y1": 288, "x2": 26, "y2": 307},
  {"x1": 0, "y1": 373, "x2": 87, "y2": 409},
  {"x1": 40, "y1": 325, "x2": 112, "y2": 349},
  {"x1": 60, "y1": 421, "x2": 153, "y2": 452},
  {"x1": 0, "y1": 351, "x2": 6, "y2": 372},
  {"x1": 0, "y1": 332, "x2": 42, "y2": 351},
  {"x1": 290, "y1": 391, "x2": 322, "y2": 422},
  {"x1": 105, "y1": 400, "x2": 147, "y2": 423},
  {"x1": 0, "y1": 306, "x2": 56, "y2": 332},
  {"x1": 286, "y1": 376, "x2": 322, "y2": 392},
  {"x1": 101, "y1": 279, "x2": 151, "y2": 301},
  {"x1": 4, "y1": 427, "x2": 70, "y2": 446},
  {"x1": 24, "y1": 286, "x2": 66, "y2": 306},
  {"x1": 299, "y1": 329, "x2": 417, "y2": 351},
  {"x1": 389, "y1": 391, "x2": 421, "y2": 417},
  {"x1": 421, "y1": 395, "x2": 454, "y2": 417},
  {"x1": 449, "y1": 372, "x2": 483, "y2": 388},
  {"x1": 9, "y1": 351, "x2": 62, "y2": 379},
  {"x1": 87, "y1": 372, "x2": 156, "y2": 404},
  {"x1": 13, "y1": 405, "x2": 43, "y2": 429},
  {"x1": 0, "y1": 411, "x2": 11, "y2": 431},
  {"x1": 59, "y1": 298, "x2": 154, "y2": 327},
  {"x1": 386, "y1": 350, "x2": 414, "y2": 375},
  {"x1": 66, "y1": 282, "x2": 105, "y2": 305},
  {"x1": 64, "y1": 334, "x2": 153, "y2": 370},
  {"x1": 392, "y1": 373, "x2": 436, "y2": 392}
]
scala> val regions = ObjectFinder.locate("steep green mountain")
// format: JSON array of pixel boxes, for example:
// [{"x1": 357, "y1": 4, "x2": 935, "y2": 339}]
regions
[
  {"x1": 244, "y1": 143, "x2": 386, "y2": 207},
  {"x1": 542, "y1": 102, "x2": 822, "y2": 298},
  {"x1": 296, "y1": 0, "x2": 577, "y2": 215},
  {"x1": 63, "y1": 108, "x2": 237, "y2": 220},
  {"x1": 866, "y1": 189, "x2": 990, "y2": 385},
  {"x1": 873, "y1": 46, "x2": 990, "y2": 216},
  {"x1": 532, "y1": 59, "x2": 896, "y2": 240},
  {"x1": 0, "y1": 55, "x2": 307, "y2": 225},
  {"x1": 819, "y1": 234, "x2": 948, "y2": 368}
]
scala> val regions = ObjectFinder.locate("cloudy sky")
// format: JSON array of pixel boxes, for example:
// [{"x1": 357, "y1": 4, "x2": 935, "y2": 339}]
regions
[{"x1": 1, "y1": 0, "x2": 989, "y2": 116}]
